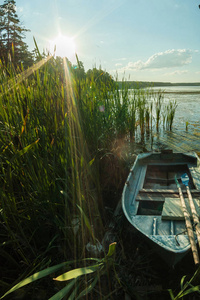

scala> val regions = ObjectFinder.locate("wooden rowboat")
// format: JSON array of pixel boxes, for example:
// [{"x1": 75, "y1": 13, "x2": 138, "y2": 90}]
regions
[{"x1": 122, "y1": 151, "x2": 200, "y2": 265}]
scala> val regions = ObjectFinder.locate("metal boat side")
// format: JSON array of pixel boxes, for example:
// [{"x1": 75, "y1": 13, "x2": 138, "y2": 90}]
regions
[{"x1": 122, "y1": 151, "x2": 200, "y2": 263}]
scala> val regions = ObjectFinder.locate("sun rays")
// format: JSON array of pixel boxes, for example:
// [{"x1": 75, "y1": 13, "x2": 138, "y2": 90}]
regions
[{"x1": 49, "y1": 34, "x2": 76, "y2": 59}]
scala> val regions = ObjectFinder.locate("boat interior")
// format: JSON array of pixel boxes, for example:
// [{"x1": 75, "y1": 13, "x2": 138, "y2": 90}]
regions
[
  {"x1": 136, "y1": 163, "x2": 199, "y2": 217},
  {"x1": 144, "y1": 164, "x2": 194, "y2": 190}
]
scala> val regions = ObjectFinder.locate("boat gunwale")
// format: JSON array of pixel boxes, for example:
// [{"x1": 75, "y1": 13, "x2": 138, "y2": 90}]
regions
[{"x1": 122, "y1": 151, "x2": 200, "y2": 258}]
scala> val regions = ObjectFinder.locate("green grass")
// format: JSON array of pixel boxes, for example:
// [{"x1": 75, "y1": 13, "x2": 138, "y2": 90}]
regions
[{"x1": 0, "y1": 52, "x2": 179, "y2": 298}]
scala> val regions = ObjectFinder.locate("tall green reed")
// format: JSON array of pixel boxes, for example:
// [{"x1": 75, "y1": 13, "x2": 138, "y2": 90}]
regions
[
  {"x1": 166, "y1": 100, "x2": 177, "y2": 131},
  {"x1": 0, "y1": 51, "x2": 179, "y2": 297},
  {"x1": 154, "y1": 90, "x2": 164, "y2": 132},
  {"x1": 0, "y1": 55, "x2": 103, "y2": 296}
]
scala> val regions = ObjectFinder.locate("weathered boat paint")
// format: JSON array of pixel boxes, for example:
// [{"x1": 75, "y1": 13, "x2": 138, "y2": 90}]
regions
[{"x1": 122, "y1": 151, "x2": 200, "y2": 265}]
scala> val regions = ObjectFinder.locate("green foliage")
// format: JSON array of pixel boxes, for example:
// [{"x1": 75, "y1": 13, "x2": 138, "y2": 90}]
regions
[
  {"x1": 166, "y1": 100, "x2": 178, "y2": 131},
  {"x1": 86, "y1": 67, "x2": 115, "y2": 88},
  {"x1": 0, "y1": 55, "x2": 102, "y2": 296},
  {"x1": 0, "y1": 0, "x2": 33, "y2": 67},
  {"x1": 117, "y1": 81, "x2": 200, "y2": 89},
  {"x1": 168, "y1": 266, "x2": 200, "y2": 299},
  {"x1": 0, "y1": 47, "x2": 179, "y2": 298},
  {"x1": 0, "y1": 262, "x2": 69, "y2": 299},
  {"x1": 1, "y1": 243, "x2": 117, "y2": 300},
  {"x1": 154, "y1": 90, "x2": 164, "y2": 131},
  {"x1": 186, "y1": 121, "x2": 189, "y2": 131}
]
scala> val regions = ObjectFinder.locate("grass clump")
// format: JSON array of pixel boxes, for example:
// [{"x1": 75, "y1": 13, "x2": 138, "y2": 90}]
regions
[
  {"x1": 0, "y1": 50, "x2": 179, "y2": 298},
  {"x1": 0, "y1": 55, "x2": 103, "y2": 297}
]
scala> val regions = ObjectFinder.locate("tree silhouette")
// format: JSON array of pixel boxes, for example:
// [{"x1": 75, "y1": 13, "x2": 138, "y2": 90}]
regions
[{"x1": 0, "y1": 0, "x2": 33, "y2": 68}]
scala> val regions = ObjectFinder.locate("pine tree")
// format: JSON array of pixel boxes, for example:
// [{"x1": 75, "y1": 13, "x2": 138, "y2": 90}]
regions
[{"x1": 0, "y1": 0, "x2": 33, "y2": 67}]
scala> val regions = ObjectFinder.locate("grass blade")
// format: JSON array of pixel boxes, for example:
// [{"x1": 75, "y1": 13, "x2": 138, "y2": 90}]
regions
[
  {"x1": 0, "y1": 262, "x2": 68, "y2": 299},
  {"x1": 77, "y1": 205, "x2": 94, "y2": 239},
  {"x1": 106, "y1": 242, "x2": 117, "y2": 258},
  {"x1": 180, "y1": 285, "x2": 200, "y2": 297},
  {"x1": 168, "y1": 289, "x2": 175, "y2": 300},
  {"x1": 76, "y1": 277, "x2": 98, "y2": 300},
  {"x1": 54, "y1": 264, "x2": 102, "y2": 282},
  {"x1": 48, "y1": 279, "x2": 76, "y2": 300}
]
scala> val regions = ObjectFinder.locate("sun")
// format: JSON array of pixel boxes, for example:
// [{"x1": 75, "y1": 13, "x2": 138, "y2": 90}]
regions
[{"x1": 49, "y1": 34, "x2": 76, "y2": 59}]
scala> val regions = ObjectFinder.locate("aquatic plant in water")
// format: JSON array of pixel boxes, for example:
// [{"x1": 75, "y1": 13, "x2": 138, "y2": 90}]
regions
[
  {"x1": 166, "y1": 100, "x2": 178, "y2": 131},
  {"x1": 155, "y1": 90, "x2": 164, "y2": 131}
]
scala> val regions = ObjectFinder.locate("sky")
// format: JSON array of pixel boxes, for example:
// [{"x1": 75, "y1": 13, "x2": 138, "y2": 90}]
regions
[{"x1": 14, "y1": 0, "x2": 200, "y2": 82}]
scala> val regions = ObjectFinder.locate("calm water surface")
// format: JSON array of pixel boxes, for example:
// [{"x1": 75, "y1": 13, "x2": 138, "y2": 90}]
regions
[
  {"x1": 147, "y1": 86, "x2": 200, "y2": 152},
  {"x1": 152, "y1": 86, "x2": 200, "y2": 131}
]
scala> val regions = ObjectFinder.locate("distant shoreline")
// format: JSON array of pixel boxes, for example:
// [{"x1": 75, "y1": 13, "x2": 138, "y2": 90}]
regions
[
  {"x1": 117, "y1": 81, "x2": 200, "y2": 89},
  {"x1": 163, "y1": 91, "x2": 200, "y2": 94}
]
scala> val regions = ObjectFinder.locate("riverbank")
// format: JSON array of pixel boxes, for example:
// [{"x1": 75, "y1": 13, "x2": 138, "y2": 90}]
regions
[
  {"x1": 1, "y1": 58, "x2": 200, "y2": 299},
  {"x1": 117, "y1": 81, "x2": 200, "y2": 89}
]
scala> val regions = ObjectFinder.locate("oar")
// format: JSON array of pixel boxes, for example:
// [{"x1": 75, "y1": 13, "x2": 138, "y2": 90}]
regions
[
  {"x1": 181, "y1": 173, "x2": 200, "y2": 249},
  {"x1": 175, "y1": 175, "x2": 199, "y2": 266}
]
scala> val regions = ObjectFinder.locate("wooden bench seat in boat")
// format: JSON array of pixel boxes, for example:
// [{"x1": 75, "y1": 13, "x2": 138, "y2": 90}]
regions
[
  {"x1": 161, "y1": 198, "x2": 200, "y2": 220},
  {"x1": 136, "y1": 189, "x2": 200, "y2": 202},
  {"x1": 139, "y1": 189, "x2": 200, "y2": 194}
]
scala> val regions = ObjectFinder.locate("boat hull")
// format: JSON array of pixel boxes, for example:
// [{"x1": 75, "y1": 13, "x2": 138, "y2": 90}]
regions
[{"x1": 122, "y1": 151, "x2": 200, "y2": 265}]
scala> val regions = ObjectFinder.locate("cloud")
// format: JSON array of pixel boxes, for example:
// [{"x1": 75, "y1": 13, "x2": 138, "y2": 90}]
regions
[
  {"x1": 120, "y1": 49, "x2": 193, "y2": 71},
  {"x1": 115, "y1": 63, "x2": 123, "y2": 67},
  {"x1": 164, "y1": 70, "x2": 188, "y2": 76}
]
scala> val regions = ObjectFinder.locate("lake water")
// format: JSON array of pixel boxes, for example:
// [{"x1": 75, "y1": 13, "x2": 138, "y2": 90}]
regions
[
  {"x1": 146, "y1": 86, "x2": 200, "y2": 152},
  {"x1": 152, "y1": 86, "x2": 200, "y2": 131}
]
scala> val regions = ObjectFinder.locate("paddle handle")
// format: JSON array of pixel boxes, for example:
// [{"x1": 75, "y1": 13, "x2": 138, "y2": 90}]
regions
[
  {"x1": 177, "y1": 186, "x2": 200, "y2": 266},
  {"x1": 186, "y1": 186, "x2": 200, "y2": 248}
]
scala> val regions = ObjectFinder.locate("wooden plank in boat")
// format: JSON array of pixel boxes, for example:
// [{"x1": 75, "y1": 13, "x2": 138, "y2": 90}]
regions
[
  {"x1": 140, "y1": 188, "x2": 200, "y2": 194},
  {"x1": 140, "y1": 189, "x2": 178, "y2": 193},
  {"x1": 136, "y1": 192, "x2": 182, "y2": 201},
  {"x1": 145, "y1": 177, "x2": 175, "y2": 183},
  {"x1": 136, "y1": 190, "x2": 185, "y2": 201},
  {"x1": 136, "y1": 195, "x2": 165, "y2": 202},
  {"x1": 162, "y1": 198, "x2": 200, "y2": 220}
]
